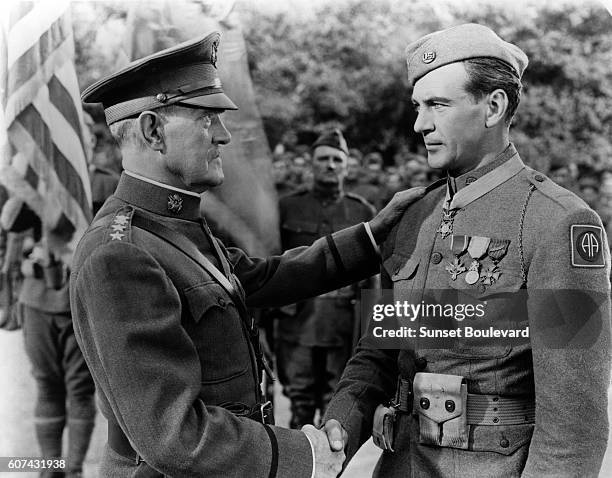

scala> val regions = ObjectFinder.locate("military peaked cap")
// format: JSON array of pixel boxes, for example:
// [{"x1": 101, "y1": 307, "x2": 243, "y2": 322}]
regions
[
  {"x1": 312, "y1": 129, "x2": 349, "y2": 155},
  {"x1": 405, "y1": 23, "x2": 528, "y2": 86},
  {"x1": 81, "y1": 32, "x2": 237, "y2": 125}
]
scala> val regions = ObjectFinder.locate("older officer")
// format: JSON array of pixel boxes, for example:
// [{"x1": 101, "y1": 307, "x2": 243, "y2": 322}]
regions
[
  {"x1": 323, "y1": 23, "x2": 611, "y2": 477},
  {"x1": 276, "y1": 129, "x2": 376, "y2": 429},
  {"x1": 73, "y1": 32, "x2": 424, "y2": 478}
]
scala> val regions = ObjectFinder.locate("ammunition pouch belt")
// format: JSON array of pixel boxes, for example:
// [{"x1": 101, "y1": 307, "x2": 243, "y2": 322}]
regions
[
  {"x1": 373, "y1": 373, "x2": 535, "y2": 452},
  {"x1": 107, "y1": 401, "x2": 274, "y2": 463}
]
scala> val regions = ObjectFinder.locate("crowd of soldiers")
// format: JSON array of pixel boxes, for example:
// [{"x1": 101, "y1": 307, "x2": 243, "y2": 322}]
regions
[{"x1": 272, "y1": 141, "x2": 612, "y2": 235}]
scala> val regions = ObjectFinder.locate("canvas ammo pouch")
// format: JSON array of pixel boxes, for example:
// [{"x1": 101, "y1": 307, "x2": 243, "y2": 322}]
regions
[{"x1": 413, "y1": 372, "x2": 469, "y2": 449}]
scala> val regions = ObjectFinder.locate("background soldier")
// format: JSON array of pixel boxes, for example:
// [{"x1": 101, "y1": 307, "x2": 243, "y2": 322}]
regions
[
  {"x1": 276, "y1": 129, "x2": 376, "y2": 429},
  {"x1": 3, "y1": 199, "x2": 96, "y2": 478}
]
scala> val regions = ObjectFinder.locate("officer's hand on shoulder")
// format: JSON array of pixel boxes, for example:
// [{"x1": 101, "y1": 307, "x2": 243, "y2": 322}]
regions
[{"x1": 368, "y1": 187, "x2": 426, "y2": 243}]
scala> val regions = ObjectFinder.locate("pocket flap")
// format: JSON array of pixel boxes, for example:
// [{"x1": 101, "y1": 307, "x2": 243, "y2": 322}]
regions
[
  {"x1": 413, "y1": 372, "x2": 466, "y2": 424},
  {"x1": 184, "y1": 282, "x2": 233, "y2": 323},
  {"x1": 383, "y1": 254, "x2": 420, "y2": 281}
]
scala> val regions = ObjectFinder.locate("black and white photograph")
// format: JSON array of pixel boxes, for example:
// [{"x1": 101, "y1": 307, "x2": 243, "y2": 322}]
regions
[{"x1": 1, "y1": 0, "x2": 611, "y2": 476}]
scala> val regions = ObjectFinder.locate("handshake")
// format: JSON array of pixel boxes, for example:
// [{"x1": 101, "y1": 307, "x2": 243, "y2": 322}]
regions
[{"x1": 302, "y1": 420, "x2": 348, "y2": 478}]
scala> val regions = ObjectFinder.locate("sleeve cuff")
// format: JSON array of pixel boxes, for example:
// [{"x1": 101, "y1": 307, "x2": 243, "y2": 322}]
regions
[
  {"x1": 304, "y1": 433, "x2": 316, "y2": 478},
  {"x1": 364, "y1": 222, "x2": 381, "y2": 256}
]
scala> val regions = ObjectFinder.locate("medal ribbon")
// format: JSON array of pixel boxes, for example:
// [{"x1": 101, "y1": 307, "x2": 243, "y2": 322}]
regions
[{"x1": 467, "y1": 236, "x2": 491, "y2": 260}]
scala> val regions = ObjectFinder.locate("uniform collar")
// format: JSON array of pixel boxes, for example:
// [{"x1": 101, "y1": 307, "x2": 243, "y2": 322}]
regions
[
  {"x1": 312, "y1": 182, "x2": 343, "y2": 202},
  {"x1": 448, "y1": 144, "x2": 517, "y2": 195},
  {"x1": 114, "y1": 171, "x2": 202, "y2": 220}
]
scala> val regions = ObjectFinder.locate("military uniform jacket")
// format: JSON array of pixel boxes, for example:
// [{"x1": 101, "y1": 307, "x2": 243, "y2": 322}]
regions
[
  {"x1": 278, "y1": 188, "x2": 376, "y2": 346},
  {"x1": 70, "y1": 173, "x2": 380, "y2": 478},
  {"x1": 324, "y1": 145, "x2": 611, "y2": 478}
]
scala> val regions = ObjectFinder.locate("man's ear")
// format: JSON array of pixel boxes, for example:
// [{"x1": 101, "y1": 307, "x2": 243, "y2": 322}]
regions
[
  {"x1": 485, "y1": 89, "x2": 509, "y2": 128},
  {"x1": 138, "y1": 111, "x2": 166, "y2": 153}
]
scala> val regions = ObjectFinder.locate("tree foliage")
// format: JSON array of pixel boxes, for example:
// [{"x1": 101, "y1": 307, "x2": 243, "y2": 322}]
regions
[
  {"x1": 71, "y1": 0, "x2": 612, "y2": 170},
  {"x1": 241, "y1": 0, "x2": 612, "y2": 170}
]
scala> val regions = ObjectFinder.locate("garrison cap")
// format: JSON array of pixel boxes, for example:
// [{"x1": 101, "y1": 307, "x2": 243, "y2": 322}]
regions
[
  {"x1": 405, "y1": 23, "x2": 528, "y2": 86},
  {"x1": 81, "y1": 32, "x2": 237, "y2": 125},
  {"x1": 312, "y1": 129, "x2": 349, "y2": 155}
]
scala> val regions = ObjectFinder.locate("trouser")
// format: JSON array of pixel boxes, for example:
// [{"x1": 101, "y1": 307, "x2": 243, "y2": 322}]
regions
[
  {"x1": 276, "y1": 340, "x2": 352, "y2": 428},
  {"x1": 22, "y1": 305, "x2": 96, "y2": 477}
]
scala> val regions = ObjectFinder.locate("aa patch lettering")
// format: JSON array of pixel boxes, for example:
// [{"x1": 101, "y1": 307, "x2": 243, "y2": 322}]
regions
[{"x1": 571, "y1": 225, "x2": 605, "y2": 268}]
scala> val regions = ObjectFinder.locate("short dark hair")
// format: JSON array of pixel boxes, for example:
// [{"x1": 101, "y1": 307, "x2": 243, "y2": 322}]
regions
[{"x1": 463, "y1": 58, "x2": 523, "y2": 124}]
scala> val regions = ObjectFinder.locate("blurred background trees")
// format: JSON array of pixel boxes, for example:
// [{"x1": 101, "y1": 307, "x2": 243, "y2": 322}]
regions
[{"x1": 72, "y1": 0, "x2": 612, "y2": 171}]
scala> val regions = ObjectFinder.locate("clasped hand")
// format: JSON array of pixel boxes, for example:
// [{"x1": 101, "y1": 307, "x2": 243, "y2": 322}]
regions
[{"x1": 302, "y1": 420, "x2": 348, "y2": 478}]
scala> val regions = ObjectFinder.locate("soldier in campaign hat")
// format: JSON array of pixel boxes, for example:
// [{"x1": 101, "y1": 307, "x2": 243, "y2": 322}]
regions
[
  {"x1": 323, "y1": 23, "x2": 611, "y2": 477},
  {"x1": 73, "y1": 32, "x2": 425, "y2": 477}
]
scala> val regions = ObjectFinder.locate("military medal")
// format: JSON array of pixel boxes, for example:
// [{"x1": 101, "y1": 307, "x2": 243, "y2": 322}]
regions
[
  {"x1": 465, "y1": 236, "x2": 490, "y2": 285},
  {"x1": 465, "y1": 261, "x2": 480, "y2": 284},
  {"x1": 481, "y1": 265, "x2": 501, "y2": 286},
  {"x1": 445, "y1": 258, "x2": 466, "y2": 280},
  {"x1": 445, "y1": 235, "x2": 469, "y2": 281},
  {"x1": 437, "y1": 208, "x2": 456, "y2": 238},
  {"x1": 487, "y1": 239, "x2": 510, "y2": 264}
]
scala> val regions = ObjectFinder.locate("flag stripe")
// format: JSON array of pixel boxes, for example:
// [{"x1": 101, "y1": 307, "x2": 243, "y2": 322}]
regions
[
  {"x1": 12, "y1": 104, "x2": 89, "y2": 217},
  {"x1": 48, "y1": 74, "x2": 84, "y2": 151},
  {"x1": 8, "y1": 15, "x2": 69, "y2": 97},
  {"x1": 9, "y1": 1, "x2": 34, "y2": 31},
  {"x1": 7, "y1": 0, "x2": 69, "y2": 68}
]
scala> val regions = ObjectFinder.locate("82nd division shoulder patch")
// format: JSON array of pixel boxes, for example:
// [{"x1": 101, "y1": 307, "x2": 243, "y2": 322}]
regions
[{"x1": 571, "y1": 225, "x2": 605, "y2": 268}]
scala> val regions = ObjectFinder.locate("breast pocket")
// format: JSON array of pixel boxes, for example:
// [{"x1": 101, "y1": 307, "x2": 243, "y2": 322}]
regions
[
  {"x1": 281, "y1": 219, "x2": 319, "y2": 248},
  {"x1": 183, "y1": 281, "x2": 251, "y2": 384},
  {"x1": 383, "y1": 253, "x2": 421, "y2": 302}
]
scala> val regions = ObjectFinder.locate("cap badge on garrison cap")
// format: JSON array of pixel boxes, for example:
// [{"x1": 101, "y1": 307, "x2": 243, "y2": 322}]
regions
[
  {"x1": 211, "y1": 40, "x2": 219, "y2": 68},
  {"x1": 422, "y1": 51, "x2": 436, "y2": 64}
]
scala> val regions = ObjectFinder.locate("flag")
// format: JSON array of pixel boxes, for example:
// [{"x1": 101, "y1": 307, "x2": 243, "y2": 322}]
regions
[{"x1": 0, "y1": 0, "x2": 92, "y2": 249}]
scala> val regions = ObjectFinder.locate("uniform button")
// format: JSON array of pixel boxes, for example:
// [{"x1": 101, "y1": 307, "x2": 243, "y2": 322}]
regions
[
  {"x1": 445, "y1": 400, "x2": 455, "y2": 413},
  {"x1": 465, "y1": 176, "x2": 477, "y2": 185},
  {"x1": 431, "y1": 252, "x2": 443, "y2": 264},
  {"x1": 420, "y1": 398, "x2": 430, "y2": 410},
  {"x1": 493, "y1": 417, "x2": 500, "y2": 424},
  {"x1": 415, "y1": 357, "x2": 427, "y2": 370},
  {"x1": 478, "y1": 284, "x2": 486, "y2": 293},
  {"x1": 500, "y1": 438, "x2": 510, "y2": 448},
  {"x1": 217, "y1": 297, "x2": 227, "y2": 307},
  {"x1": 534, "y1": 175, "x2": 545, "y2": 182}
]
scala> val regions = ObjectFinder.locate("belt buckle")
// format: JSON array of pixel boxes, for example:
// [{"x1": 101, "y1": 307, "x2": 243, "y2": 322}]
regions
[{"x1": 260, "y1": 400, "x2": 273, "y2": 425}]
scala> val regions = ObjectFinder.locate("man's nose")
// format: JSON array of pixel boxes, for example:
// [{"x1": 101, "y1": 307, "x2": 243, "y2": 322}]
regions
[
  {"x1": 212, "y1": 115, "x2": 231, "y2": 145},
  {"x1": 327, "y1": 159, "x2": 337, "y2": 169},
  {"x1": 413, "y1": 109, "x2": 434, "y2": 135}
]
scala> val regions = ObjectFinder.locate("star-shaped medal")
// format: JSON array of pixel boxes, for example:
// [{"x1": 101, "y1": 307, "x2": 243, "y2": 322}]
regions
[
  {"x1": 445, "y1": 258, "x2": 466, "y2": 280},
  {"x1": 111, "y1": 224, "x2": 126, "y2": 232},
  {"x1": 110, "y1": 231, "x2": 124, "y2": 241},
  {"x1": 481, "y1": 265, "x2": 501, "y2": 286}
]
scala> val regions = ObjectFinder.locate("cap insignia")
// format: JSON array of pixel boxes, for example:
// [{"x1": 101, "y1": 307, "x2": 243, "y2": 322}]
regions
[
  {"x1": 168, "y1": 193, "x2": 183, "y2": 214},
  {"x1": 422, "y1": 51, "x2": 436, "y2": 64},
  {"x1": 156, "y1": 93, "x2": 168, "y2": 103},
  {"x1": 211, "y1": 40, "x2": 219, "y2": 69}
]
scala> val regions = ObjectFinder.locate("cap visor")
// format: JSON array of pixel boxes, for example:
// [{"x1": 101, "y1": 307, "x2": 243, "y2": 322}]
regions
[{"x1": 180, "y1": 92, "x2": 238, "y2": 110}]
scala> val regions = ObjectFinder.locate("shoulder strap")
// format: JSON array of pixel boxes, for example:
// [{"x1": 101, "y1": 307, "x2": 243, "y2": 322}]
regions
[
  {"x1": 130, "y1": 212, "x2": 248, "y2": 318},
  {"x1": 130, "y1": 211, "x2": 274, "y2": 383}
]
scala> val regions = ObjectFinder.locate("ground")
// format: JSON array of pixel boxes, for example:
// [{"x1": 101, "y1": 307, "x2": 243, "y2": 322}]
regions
[{"x1": 0, "y1": 329, "x2": 610, "y2": 477}]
